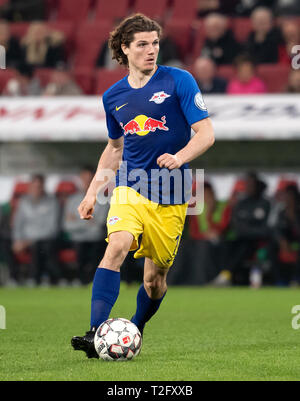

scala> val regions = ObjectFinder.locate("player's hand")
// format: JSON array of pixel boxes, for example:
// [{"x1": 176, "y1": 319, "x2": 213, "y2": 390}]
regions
[
  {"x1": 77, "y1": 195, "x2": 96, "y2": 220},
  {"x1": 157, "y1": 153, "x2": 183, "y2": 170}
]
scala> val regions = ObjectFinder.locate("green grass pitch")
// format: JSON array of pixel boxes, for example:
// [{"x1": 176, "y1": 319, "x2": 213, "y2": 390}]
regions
[{"x1": 0, "y1": 285, "x2": 300, "y2": 381}]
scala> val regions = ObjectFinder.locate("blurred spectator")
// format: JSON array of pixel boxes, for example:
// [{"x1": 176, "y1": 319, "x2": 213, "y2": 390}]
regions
[
  {"x1": 2, "y1": 63, "x2": 42, "y2": 96},
  {"x1": 157, "y1": 35, "x2": 182, "y2": 67},
  {"x1": 245, "y1": 7, "x2": 283, "y2": 64},
  {"x1": 0, "y1": 182, "x2": 30, "y2": 286},
  {"x1": 213, "y1": 172, "x2": 271, "y2": 287},
  {"x1": 227, "y1": 54, "x2": 267, "y2": 94},
  {"x1": 236, "y1": 0, "x2": 277, "y2": 16},
  {"x1": 189, "y1": 182, "x2": 230, "y2": 242},
  {"x1": 286, "y1": 69, "x2": 300, "y2": 93},
  {"x1": 270, "y1": 184, "x2": 300, "y2": 285},
  {"x1": 181, "y1": 182, "x2": 231, "y2": 284},
  {"x1": 0, "y1": 19, "x2": 22, "y2": 69},
  {"x1": 12, "y1": 174, "x2": 60, "y2": 285},
  {"x1": 275, "y1": 0, "x2": 300, "y2": 16},
  {"x1": 267, "y1": 179, "x2": 297, "y2": 229},
  {"x1": 96, "y1": 18, "x2": 121, "y2": 69},
  {"x1": 0, "y1": 201, "x2": 11, "y2": 285},
  {"x1": 155, "y1": 18, "x2": 182, "y2": 67},
  {"x1": 0, "y1": 0, "x2": 46, "y2": 22},
  {"x1": 193, "y1": 56, "x2": 227, "y2": 94},
  {"x1": 197, "y1": 0, "x2": 240, "y2": 16},
  {"x1": 21, "y1": 22, "x2": 65, "y2": 69},
  {"x1": 201, "y1": 13, "x2": 242, "y2": 65},
  {"x1": 279, "y1": 19, "x2": 300, "y2": 65},
  {"x1": 43, "y1": 69, "x2": 82, "y2": 96},
  {"x1": 62, "y1": 166, "x2": 109, "y2": 284},
  {"x1": 96, "y1": 41, "x2": 119, "y2": 70}
]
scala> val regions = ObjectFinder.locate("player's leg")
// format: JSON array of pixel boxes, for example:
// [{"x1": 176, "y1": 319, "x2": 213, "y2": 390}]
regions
[
  {"x1": 90, "y1": 230, "x2": 133, "y2": 330},
  {"x1": 131, "y1": 258, "x2": 168, "y2": 335},
  {"x1": 71, "y1": 230, "x2": 133, "y2": 358}
]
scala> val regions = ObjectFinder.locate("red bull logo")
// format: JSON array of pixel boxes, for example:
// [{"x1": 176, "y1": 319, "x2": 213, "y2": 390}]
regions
[
  {"x1": 149, "y1": 91, "x2": 171, "y2": 104},
  {"x1": 120, "y1": 115, "x2": 169, "y2": 136}
]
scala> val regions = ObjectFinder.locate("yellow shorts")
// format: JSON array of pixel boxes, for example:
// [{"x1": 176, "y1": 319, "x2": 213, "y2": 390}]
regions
[{"x1": 106, "y1": 186, "x2": 188, "y2": 269}]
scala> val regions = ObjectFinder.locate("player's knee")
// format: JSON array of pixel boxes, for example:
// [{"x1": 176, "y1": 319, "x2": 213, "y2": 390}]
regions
[
  {"x1": 100, "y1": 240, "x2": 129, "y2": 269},
  {"x1": 144, "y1": 274, "x2": 167, "y2": 297},
  {"x1": 110, "y1": 240, "x2": 128, "y2": 257}
]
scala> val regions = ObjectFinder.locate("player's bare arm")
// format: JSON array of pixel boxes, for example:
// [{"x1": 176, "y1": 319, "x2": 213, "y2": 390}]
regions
[
  {"x1": 78, "y1": 137, "x2": 124, "y2": 220},
  {"x1": 157, "y1": 118, "x2": 215, "y2": 169}
]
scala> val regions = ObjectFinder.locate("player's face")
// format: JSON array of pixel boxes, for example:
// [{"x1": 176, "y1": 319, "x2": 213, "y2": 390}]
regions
[
  {"x1": 123, "y1": 31, "x2": 160, "y2": 74},
  {"x1": 29, "y1": 178, "x2": 44, "y2": 199}
]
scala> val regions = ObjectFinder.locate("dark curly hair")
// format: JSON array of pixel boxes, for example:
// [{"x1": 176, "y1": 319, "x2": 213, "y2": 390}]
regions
[{"x1": 108, "y1": 13, "x2": 162, "y2": 67}]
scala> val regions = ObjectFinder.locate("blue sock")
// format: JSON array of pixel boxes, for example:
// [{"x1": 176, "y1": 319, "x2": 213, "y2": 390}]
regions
[
  {"x1": 90, "y1": 268, "x2": 120, "y2": 330},
  {"x1": 131, "y1": 284, "x2": 166, "y2": 334}
]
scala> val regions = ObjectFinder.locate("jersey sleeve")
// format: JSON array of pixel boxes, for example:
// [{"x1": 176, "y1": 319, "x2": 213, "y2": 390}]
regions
[
  {"x1": 102, "y1": 93, "x2": 123, "y2": 139},
  {"x1": 171, "y1": 69, "x2": 209, "y2": 126}
]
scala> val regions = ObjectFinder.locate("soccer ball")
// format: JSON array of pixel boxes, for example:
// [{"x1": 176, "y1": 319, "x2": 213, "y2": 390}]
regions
[{"x1": 94, "y1": 318, "x2": 142, "y2": 361}]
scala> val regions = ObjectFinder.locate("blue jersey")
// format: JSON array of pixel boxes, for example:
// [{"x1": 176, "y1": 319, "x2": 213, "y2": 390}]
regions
[{"x1": 102, "y1": 65, "x2": 209, "y2": 204}]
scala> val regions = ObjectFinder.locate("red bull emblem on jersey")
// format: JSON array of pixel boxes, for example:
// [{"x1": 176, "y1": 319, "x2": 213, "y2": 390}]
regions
[
  {"x1": 149, "y1": 91, "x2": 171, "y2": 104},
  {"x1": 120, "y1": 115, "x2": 169, "y2": 136}
]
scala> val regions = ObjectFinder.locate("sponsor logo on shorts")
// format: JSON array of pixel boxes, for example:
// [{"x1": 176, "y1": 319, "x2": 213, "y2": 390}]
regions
[{"x1": 108, "y1": 216, "x2": 121, "y2": 225}]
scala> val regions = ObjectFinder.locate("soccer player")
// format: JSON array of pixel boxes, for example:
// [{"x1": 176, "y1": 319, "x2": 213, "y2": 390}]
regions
[{"x1": 71, "y1": 14, "x2": 215, "y2": 358}]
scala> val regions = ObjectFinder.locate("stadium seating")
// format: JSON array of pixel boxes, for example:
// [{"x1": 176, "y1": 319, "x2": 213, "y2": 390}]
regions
[
  {"x1": 191, "y1": 20, "x2": 205, "y2": 63},
  {"x1": 34, "y1": 68, "x2": 54, "y2": 87},
  {"x1": 233, "y1": 18, "x2": 252, "y2": 43},
  {"x1": 58, "y1": 248, "x2": 77, "y2": 265},
  {"x1": 0, "y1": 4, "x2": 293, "y2": 94},
  {"x1": 14, "y1": 250, "x2": 32, "y2": 265},
  {"x1": 217, "y1": 65, "x2": 236, "y2": 81},
  {"x1": 56, "y1": 0, "x2": 91, "y2": 23},
  {"x1": 11, "y1": 181, "x2": 30, "y2": 198},
  {"x1": 132, "y1": 0, "x2": 169, "y2": 20},
  {"x1": 276, "y1": 178, "x2": 298, "y2": 193},
  {"x1": 170, "y1": 0, "x2": 198, "y2": 22},
  {"x1": 257, "y1": 64, "x2": 290, "y2": 93},
  {"x1": 73, "y1": 21, "x2": 112, "y2": 68},
  {"x1": 9, "y1": 21, "x2": 74, "y2": 42},
  {"x1": 9, "y1": 22, "x2": 30, "y2": 38},
  {"x1": 231, "y1": 179, "x2": 246, "y2": 195},
  {"x1": 10, "y1": 181, "x2": 30, "y2": 221},
  {"x1": 278, "y1": 249, "x2": 298, "y2": 264},
  {"x1": 164, "y1": 20, "x2": 193, "y2": 62},
  {"x1": 55, "y1": 180, "x2": 78, "y2": 266},
  {"x1": 94, "y1": 0, "x2": 129, "y2": 22},
  {"x1": 47, "y1": 21, "x2": 74, "y2": 41},
  {"x1": 73, "y1": 68, "x2": 94, "y2": 94},
  {"x1": 55, "y1": 179, "x2": 77, "y2": 209},
  {"x1": 48, "y1": 21, "x2": 75, "y2": 58},
  {"x1": 46, "y1": 0, "x2": 58, "y2": 19},
  {"x1": 0, "y1": 69, "x2": 17, "y2": 92},
  {"x1": 10, "y1": 21, "x2": 74, "y2": 59},
  {"x1": 95, "y1": 68, "x2": 127, "y2": 94},
  {"x1": 55, "y1": 180, "x2": 77, "y2": 198}
]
